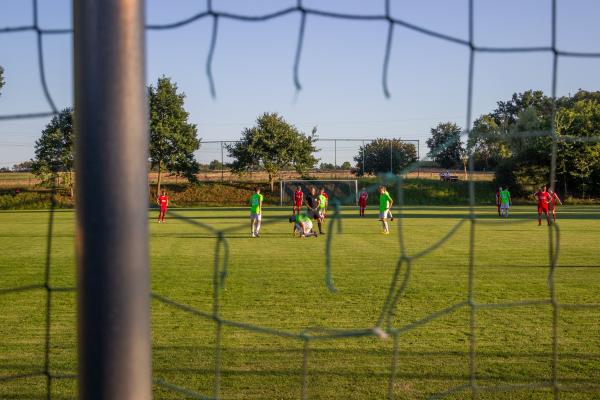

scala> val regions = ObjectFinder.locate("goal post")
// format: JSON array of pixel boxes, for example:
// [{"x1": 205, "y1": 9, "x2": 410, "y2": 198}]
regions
[{"x1": 280, "y1": 179, "x2": 359, "y2": 206}]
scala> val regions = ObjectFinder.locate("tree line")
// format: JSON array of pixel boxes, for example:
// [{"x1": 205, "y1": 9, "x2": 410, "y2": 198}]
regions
[
  {"x1": 425, "y1": 90, "x2": 600, "y2": 197},
  {"x1": 24, "y1": 72, "x2": 600, "y2": 198}
]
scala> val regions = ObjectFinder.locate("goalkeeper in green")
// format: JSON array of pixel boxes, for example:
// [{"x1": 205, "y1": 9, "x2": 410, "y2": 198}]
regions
[{"x1": 250, "y1": 187, "x2": 263, "y2": 237}]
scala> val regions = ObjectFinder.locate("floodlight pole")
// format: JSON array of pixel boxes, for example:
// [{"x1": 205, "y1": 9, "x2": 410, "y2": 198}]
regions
[{"x1": 74, "y1": 0, "x2": 152, "y2": 399}]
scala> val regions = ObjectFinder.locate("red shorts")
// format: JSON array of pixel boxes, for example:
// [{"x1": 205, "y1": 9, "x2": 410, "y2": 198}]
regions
[
  {"x1": 537, "y1": 204, "x2": 548, "y2": 214},
  {"x1": 294, "y1": 201, "x2": 302, "y2": 208},
  {"x1": 160, "y1": 206, "x2": 167, "y2": 212},
  {"x1": 359, "y1": 201, "x2": 367, "y2": 208}
]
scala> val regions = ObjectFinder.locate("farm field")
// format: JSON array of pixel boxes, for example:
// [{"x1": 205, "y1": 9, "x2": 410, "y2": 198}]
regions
[{"x1": 1, "y1": 206, "x2": 599, "y2": 399}]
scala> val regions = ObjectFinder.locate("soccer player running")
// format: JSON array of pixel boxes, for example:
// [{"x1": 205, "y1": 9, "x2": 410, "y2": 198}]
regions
[
  {"x1": 548, "y1": 188, "x2": 563, "y2": 222},
  {"x1": 289, "y1": 214, "x2": 318, "y2": 238},
  {"x1": 250, "y1": 187, "x2": 264, "y2": 237},
  {"x1": 293, "y1": 186, "x2": 303, "y2": 216},
  {"x1": 499, "y1": 186, "x2": 511, "y2": 218},
  {"x1": 378, "y1": 185, "x2": 393, "y2": 235},
  {"x1": 358, "y1": 187, "x2": 368, "y2": 216},
  {"x1": 305, "y1": 186, "x2": 323, "y2": 234},
  {"x1": 533, "y1": 185, "x2": 552, "y2": 226},
  {"x1": 157, "y1": 190, "x2": 169, "y2": 223}
]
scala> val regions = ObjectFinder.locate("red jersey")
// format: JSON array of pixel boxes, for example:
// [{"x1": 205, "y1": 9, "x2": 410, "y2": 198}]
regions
[
  {"x1": 535, "y1": 191, "x2": 550, "y2": 205},
  {"x1": 158, "y1": 195, "x2": 168, "y2": 208},
  {"x1": 359, "y1": 191, "x2": 368, "y2": 204},
  {"x1": 294, "y1": 190, "x2": 303, "y2": 205},
  {"x1": 550, "y1": 192, "x2": 560, "y2": 205}
]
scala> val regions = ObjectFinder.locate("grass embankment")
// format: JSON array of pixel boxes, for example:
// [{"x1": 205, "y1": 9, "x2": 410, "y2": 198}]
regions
[
  {"x1": 0, "y1": 179, "x2": 499, "y2": 210},
  {"x1": 1, "y1": 207, "x2": 599, "y2": 398}
]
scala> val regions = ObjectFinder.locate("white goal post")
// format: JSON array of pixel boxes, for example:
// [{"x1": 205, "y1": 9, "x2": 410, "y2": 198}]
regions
[{"x1": 280, "y1": 180, "x2": 359, "y2": 206}]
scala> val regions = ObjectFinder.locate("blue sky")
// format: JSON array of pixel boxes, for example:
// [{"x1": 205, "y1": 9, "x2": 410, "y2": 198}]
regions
[{"x1": 1, "y1": 0, "x2": 600, "y2": 166}]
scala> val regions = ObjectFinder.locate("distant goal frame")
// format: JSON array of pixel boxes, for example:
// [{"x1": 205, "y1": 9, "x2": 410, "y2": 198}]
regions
[{"x1": 279, "y1": 179, "x2": 359, "y2": 206}]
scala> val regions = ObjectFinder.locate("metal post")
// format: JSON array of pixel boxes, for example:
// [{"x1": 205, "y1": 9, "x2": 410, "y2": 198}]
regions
[
  {"x1": 417, "y1": 140, "x2": 420, "y2": 178},
  {"x1": 390, "y1": 140, "x2": 393, "y2": 174},
  {"x1": 221, "y1": 141, "x2": 224, "y2": 182},
  {"x1": 334, "y1": 139, "x2": 337, "y2": 169},
  {"x1": 74, "y1": 0, "x2": 151, "y2": 399},
  {"x1": 362, "y1": 140, "x2": 365, "y2": 176}
]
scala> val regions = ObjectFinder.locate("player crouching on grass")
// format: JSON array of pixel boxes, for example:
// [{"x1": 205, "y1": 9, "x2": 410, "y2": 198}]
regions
[
  {"x1": 305, "y1": 186, "x2": 324, "y2": 234},
  {"x1": 289, "y1": 214, "x2": 318, "y2": 238},
  {"x1": 378, "y1": 185, "x2": 393, "y2": 235},
  {"x1": 533, "y1": 185, "x2": 552, "y2": 226},
  {"x1": 250, "y1": 187, "x2": 264, "y2": 237},
  {"x1": 548, "y1": 188, "x2": 563, "y2": 222},
  {"x1": 157, "y1": 190, "x2": 169, "y2": 223}
]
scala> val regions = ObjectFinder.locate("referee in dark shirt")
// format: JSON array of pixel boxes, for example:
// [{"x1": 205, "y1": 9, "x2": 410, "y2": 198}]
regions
[{"x1": 305, "y1": 186, "x2": 323, "y2": 234}]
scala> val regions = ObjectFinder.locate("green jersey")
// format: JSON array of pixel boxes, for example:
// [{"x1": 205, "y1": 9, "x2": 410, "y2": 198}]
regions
[
  {"x1": 379, "y1": 191, "x2": 393, "y2": 212},
  {"x1": 318, "y1": 194, "x2": 327, "y2": 209},
  {"x1": 250, "y1": 193, "x2": 263, "y2": 213},
  {"x1": 297, "y1": 214, "x2": 310, "y2": 223},
  {"x1": 500, "y1": 190, "x2": 510, "y2": 204}
]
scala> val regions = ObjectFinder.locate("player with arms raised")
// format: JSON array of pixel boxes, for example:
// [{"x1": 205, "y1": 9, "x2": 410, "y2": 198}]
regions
[
  {"x1": 250, "y1": 187, "x2": 263, "y2": 237},
  {"x1": 378, "y1": 185, "x2": 393, "y2": 235},
  {"x1": 548, "y1": 188, "x2": 563, "y2": 222},
  {"x1": 358, "y1": 187, "x2": 368, "y2": 216},
  {"x1": 293, "y1": 186, "x2": 303, "y2": 216},
  {"x1": 157, "y1": 189, "x2": 169, "y2": 223},
  {"x1": 533, "y1": 185, "x2": 551, "y2": 226}
]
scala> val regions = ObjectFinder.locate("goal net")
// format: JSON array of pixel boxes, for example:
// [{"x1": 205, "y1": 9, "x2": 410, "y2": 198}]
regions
[{"x1": 280, "y1": 179, "x2": 358, "y2": 206}]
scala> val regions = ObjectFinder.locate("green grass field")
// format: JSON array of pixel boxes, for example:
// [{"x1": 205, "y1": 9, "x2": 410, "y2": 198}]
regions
[{"x1": 1, "y1": 206, "x2": 599, "y2": 399}]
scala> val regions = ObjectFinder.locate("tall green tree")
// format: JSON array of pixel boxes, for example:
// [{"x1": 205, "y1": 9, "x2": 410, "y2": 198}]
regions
[
  {"x1": 149, "y1": 76, "x2": 200, "y2": 195},
  {"x1": 32, "y1": 108, "x2": 74, "y2": 195},
  {"x1": 353, "y1": 138, "x2": 417, "y2": 176},
  {"x1": 227, "y1": 112, "x2": 318, "y2": 191},
  {"x1": 426, "y1": 122, "x2": 464, "y2": 168}
]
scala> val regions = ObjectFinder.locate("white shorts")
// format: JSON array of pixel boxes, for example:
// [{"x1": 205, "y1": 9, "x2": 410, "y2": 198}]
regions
[
  {"x1": 250, "y1": 212, "x2": 261, "y2": 222},
  {"x1": 296, "y1": 220, "x2": 313, "y2": 235},
  {"x1": 500, "y1": 203, "x2": 509, "y2": 210},
  {"x1": 379, "y1": 209, "x2": 390, "y2": 219}
]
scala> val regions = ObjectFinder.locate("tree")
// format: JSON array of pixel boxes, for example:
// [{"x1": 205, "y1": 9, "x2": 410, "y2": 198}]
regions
[
  {"x1": 340, "y1": 161, "x2": 352, "y2": 170},
  {"x1": 319, "y1": 162, "x2": 335, "y2": 170},
  {"x1": 426, "y1": 122, "x2": 464, "y2": 168},
  {"x1": 227, "y1": 112, "x2": 318, "y2": 191},
  {"x1": 0, "y1": 66, "x2": 4, "y2": 97},
  {"x1": 353, "y1": 138, "x2": 417, "y2": 176},
  {"x1": 148, "y1": 76, "x2": 200, "y2": 195},
  {"x1": 32, "y1": 108, "x2": 74, "y2": 195},
  {"x1": 208, "y1": 159, "x2": 224, "y2": 170},
  {"x1": 12, "y1": 160, "x2": 34, "y2": 172}
]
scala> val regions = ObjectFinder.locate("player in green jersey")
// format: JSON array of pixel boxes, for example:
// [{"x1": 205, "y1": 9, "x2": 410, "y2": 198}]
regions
[
  {"x1": 288, "y1": 214, "x2": 318, "y2": 238},
  {"x1": 499, "y1": 186, "x2": 511, "y2": 218},
  {"x1": 250, "y1": 187, "x2": 264, "y2": 237},
  {"x1": 379, "y1": 185, "x2": 393, "y2": 234}
]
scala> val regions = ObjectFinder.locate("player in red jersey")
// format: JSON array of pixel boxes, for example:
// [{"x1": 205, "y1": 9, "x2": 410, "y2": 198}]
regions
[
  {"x1": 157, "y1": 189, "x2": 169, "y2": 223},
  {"x1": 293, "y1": 186, "x2": 303, "y2": 216},
  {"x1": 548, "y1": 188, "x2": 563, "y2": 222},
  {"x1": 533, "y1": 185, "x2": 551, "y2": 226},
  {"x1": 358, "y1": 187, "x2": 368, "y2": 216},
  {"x1": 495, "y1": 187, "x2": 501, "y2": 217}
]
